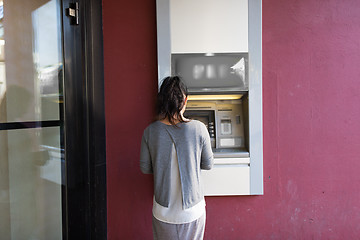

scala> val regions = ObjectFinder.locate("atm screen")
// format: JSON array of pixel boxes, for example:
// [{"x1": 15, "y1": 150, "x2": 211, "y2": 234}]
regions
[
  {"x1": 184, "y1": 110, "x2": 215, "y2": 139},
  {"x1": 172, "y1": 53, "x2": 248, "y2": 92}
]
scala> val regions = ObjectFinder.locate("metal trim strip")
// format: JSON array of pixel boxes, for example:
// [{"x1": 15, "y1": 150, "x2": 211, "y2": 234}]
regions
[{"x1": 0, "y1": 120, "x2": 61, "y2": 130}]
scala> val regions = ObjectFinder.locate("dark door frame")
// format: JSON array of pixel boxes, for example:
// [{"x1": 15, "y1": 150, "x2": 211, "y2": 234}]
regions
[{"x1": 62, "y1": 0, "x2": 106, "y2": 239}]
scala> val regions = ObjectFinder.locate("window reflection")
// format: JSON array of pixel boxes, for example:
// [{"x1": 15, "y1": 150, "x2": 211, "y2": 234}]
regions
[
  {"x1": 0, "y1": 0, "x2": 63, "y2": 239},
  {"x1": 0, "y1": 0, "x2": 5, "y2": 105},
  {"x1": 0, "y1": 0, "x2": 62, "y2": 123}
]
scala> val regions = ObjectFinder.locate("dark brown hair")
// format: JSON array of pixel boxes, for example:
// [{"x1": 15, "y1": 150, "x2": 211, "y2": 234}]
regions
[{"x1": 157, "y1": 76, "x2": 188, "y2": 125}]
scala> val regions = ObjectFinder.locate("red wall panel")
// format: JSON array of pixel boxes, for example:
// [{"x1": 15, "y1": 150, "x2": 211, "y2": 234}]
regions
[
  {"x1": 103, "y1": 0, "x2": 360, "y2": 239},
  {"x1": 103, "y1": 0, "x2": 158, "y2": 239}
]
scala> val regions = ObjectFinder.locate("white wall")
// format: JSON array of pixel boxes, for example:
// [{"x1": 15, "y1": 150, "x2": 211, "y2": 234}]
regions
[{"x1": 170, "y1": 0, "x2": 248, "y2": 53}]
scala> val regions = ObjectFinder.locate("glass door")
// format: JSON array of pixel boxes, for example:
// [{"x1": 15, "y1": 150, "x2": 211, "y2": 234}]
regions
[
  {"x1": 0, "y1": 0, "x2": 106, "y2": 238},
  {"x1": 1, "y1": 0, "x2": 64, "y2": 239}
]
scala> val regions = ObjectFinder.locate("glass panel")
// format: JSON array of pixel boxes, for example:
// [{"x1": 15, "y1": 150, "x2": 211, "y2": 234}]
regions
[
  {"x1": 0, "y1": 0, "x2": 63, "y2": 123},
  {"x1": 0, "y1": 0, "x2": 63, "y2": 239},
  {"x1": 0, "y1": 127, "x2": 63, "y2": 239}
]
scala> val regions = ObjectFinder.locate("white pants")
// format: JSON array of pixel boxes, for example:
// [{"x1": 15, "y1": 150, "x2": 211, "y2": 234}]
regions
[{"x1": 152, "y1": 213, "x2": 206, "y2": 240}]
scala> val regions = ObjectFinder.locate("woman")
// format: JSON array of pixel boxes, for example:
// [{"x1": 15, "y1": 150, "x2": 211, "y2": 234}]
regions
[{"x1": 140, "y1": 76, "x2": 214, "y2": 240}]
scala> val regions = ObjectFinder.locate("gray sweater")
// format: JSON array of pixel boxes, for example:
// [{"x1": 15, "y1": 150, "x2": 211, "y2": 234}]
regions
[{"x1": 140, "y1": 120, "x2": 214, "y2": 209}]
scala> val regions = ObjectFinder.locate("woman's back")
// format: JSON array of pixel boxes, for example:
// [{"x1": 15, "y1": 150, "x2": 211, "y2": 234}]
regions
[{"x1": 140, "y1": 120, "x2": 213, "y2": 209}]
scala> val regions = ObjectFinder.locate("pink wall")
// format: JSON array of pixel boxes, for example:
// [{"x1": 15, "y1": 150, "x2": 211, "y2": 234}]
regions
[{"x1": 103, "y1": 0, "x2": 360, "y2": 239}]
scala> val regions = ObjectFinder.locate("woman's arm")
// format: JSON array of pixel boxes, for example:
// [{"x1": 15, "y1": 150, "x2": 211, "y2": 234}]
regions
[
  {"x1": 200, "y1": 124, "x2": 214, "y2": 170},
  {"x1": 140, "y1": 132, "x2": 153, "y2": 174}
]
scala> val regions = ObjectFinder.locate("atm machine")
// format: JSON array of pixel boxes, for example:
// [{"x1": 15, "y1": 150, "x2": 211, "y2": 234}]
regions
[
  {"x1": 156, "y1": 0, "x2": 263, "y2": 195},
  {"x1": 172, "y1": 53, "x2": 253, "y2": 195}
]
